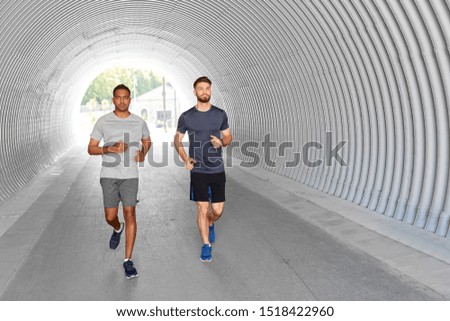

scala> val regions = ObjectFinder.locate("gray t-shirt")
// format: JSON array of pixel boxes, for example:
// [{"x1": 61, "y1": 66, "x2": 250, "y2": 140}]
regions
[{"x1": 90, "y1": 112, "x2": 150, "y2": 179}]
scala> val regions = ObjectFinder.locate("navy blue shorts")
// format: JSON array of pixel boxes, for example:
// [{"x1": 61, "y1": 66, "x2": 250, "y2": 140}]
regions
[{"x1": 190, "y1": 172, "x2": 226, "y2": 203}]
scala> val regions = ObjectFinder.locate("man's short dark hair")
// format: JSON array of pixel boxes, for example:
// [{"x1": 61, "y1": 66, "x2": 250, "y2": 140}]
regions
[
  {"x1": 193, "y1": 76, "x2": 212, "y2": 88},
  {"x1": 113, "y1": 84, "x2": 131, "y2": 96}
]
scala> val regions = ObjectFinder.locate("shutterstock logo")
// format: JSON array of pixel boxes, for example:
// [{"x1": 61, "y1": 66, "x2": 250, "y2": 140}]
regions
[
  {"x1": 227, "y1": 132, "x2": 347, "y2": 168},
  {"x1": 101, "y1": 132, "x2": 348, "y2": 169}
]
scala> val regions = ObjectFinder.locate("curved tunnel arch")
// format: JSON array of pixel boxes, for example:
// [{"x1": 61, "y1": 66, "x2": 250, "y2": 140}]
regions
[{"x1": 1, "y1": 0, "x2": 450, "y2": 238}]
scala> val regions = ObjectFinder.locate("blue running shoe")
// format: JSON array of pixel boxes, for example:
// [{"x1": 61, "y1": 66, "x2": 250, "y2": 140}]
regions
[
  {"x1": 209, "y1": 224, "x2": 215, "y2": 244},
  {"x1": 200, "y1": 244, "x2": 212, "y2": 262},
  {"x1": 123, "y1": 260, "x2": 138, "y2": 279},
  {"x1": 109, "y1": 222, "x2": 124, "y2": 250}
]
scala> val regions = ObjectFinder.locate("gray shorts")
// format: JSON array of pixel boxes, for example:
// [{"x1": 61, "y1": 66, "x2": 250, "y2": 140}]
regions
[{"x1": 100, "y1": 178, "x2": 139, "y2": 208}]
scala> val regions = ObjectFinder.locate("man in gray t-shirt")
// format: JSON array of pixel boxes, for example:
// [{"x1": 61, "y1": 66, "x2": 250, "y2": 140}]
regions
[{"x1": 88, "y1": 84, "x2": 151, "y2": 279}]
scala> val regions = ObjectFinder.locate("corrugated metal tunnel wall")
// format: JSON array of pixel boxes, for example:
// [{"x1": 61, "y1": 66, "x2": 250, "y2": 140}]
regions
[{"x1": 1, "y1": 0, "x2": 450, "y2": 238}]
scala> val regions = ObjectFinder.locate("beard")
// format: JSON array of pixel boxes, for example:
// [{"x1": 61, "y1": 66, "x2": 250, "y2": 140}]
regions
[{"x1": 197, "y1": 94, "x2": 210, "y2": 103}]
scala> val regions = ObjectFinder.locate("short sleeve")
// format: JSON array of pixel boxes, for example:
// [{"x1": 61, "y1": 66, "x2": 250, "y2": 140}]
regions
[
  {"x1": 220, "y1": 111, "x2": 229, "y2": 131},
  {"x1": 177, "y1": 112, "x2": 187, "y2": 134},
  {"x1": 90, "y1": 118, "x2": 103, "y2": 141}
]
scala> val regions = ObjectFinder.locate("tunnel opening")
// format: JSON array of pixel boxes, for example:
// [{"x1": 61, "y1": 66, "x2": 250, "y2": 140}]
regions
[{"x1": 76, "y1": 64, "x2": 191, "y2": 145}]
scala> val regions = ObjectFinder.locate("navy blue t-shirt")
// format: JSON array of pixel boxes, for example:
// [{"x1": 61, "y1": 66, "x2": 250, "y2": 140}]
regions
[{"x1": 177, "y1": 105, "x2": 229, "y2": 174}]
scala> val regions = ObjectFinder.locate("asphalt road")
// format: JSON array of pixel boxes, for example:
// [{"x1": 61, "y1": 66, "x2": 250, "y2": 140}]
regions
[{"x1": 0, "y1": 143, "x2": 443, "y2": 300}]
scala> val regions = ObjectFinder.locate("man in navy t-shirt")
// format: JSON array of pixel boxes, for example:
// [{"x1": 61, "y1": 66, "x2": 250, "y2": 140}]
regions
[{"x1": 174, "y1": 76, "x2": 233, "y2": 262}]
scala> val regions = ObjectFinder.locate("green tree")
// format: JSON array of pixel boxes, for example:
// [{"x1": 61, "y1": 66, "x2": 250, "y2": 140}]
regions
[{"x1": 81, "y1": 67, "x2": 162, "y2": 105}]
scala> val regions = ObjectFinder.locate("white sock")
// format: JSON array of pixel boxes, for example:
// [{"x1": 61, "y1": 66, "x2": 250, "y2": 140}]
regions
[
  {"x1": 124, "y1": 258, "x2": 130, "y2": 262},
  {"x1": 115, "y1": 222, "x2": 124, "y2": 233}
]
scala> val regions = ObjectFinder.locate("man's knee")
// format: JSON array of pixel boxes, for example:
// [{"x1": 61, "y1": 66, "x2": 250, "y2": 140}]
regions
[
  {"x1": 123, "y1": 207, "x2": 136, "y2": 221},
  {"x1": 104, "y1": 208, "x2": 119, "y2": 223},
  {"x1": 197, "y1": 202, "x2": 210, "y2": 216},
  {"x1": 105, "y1": 216, "x2": 116, "y2": 224},
  {"x1": 211, "y1": 203, "x2": 224, "y2": 218}
]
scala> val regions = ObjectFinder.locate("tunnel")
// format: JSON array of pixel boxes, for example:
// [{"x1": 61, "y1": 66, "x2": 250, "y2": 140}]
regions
[{"x1": 1, "y1": 0, "x2": 450, "y2": 243}]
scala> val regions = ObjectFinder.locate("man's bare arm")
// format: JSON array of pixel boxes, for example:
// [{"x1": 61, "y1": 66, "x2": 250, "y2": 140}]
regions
[
  {"x1": 210, "y1": 128, "x2": 233, "y2": 148},
  {"x1": 221, "y1": 128, "x2": 233, "y2": 147},
  {"x1": 88, "y1": 138, "x2": 127, "y2": 155},
  {"x1": 135, "y1": 137, "x2": 152, "y2": 162},
  {"x1": 174, "y1": 132, "x2": 189, "y2": 162},
  {"x1": 174, "y1": 131, "x2": 196, "y2": 170}
]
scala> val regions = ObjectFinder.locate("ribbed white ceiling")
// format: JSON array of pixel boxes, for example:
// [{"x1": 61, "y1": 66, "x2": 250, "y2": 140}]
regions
[{"x1": 1, "y1": 0, "x2": 450, "y2": 238}]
